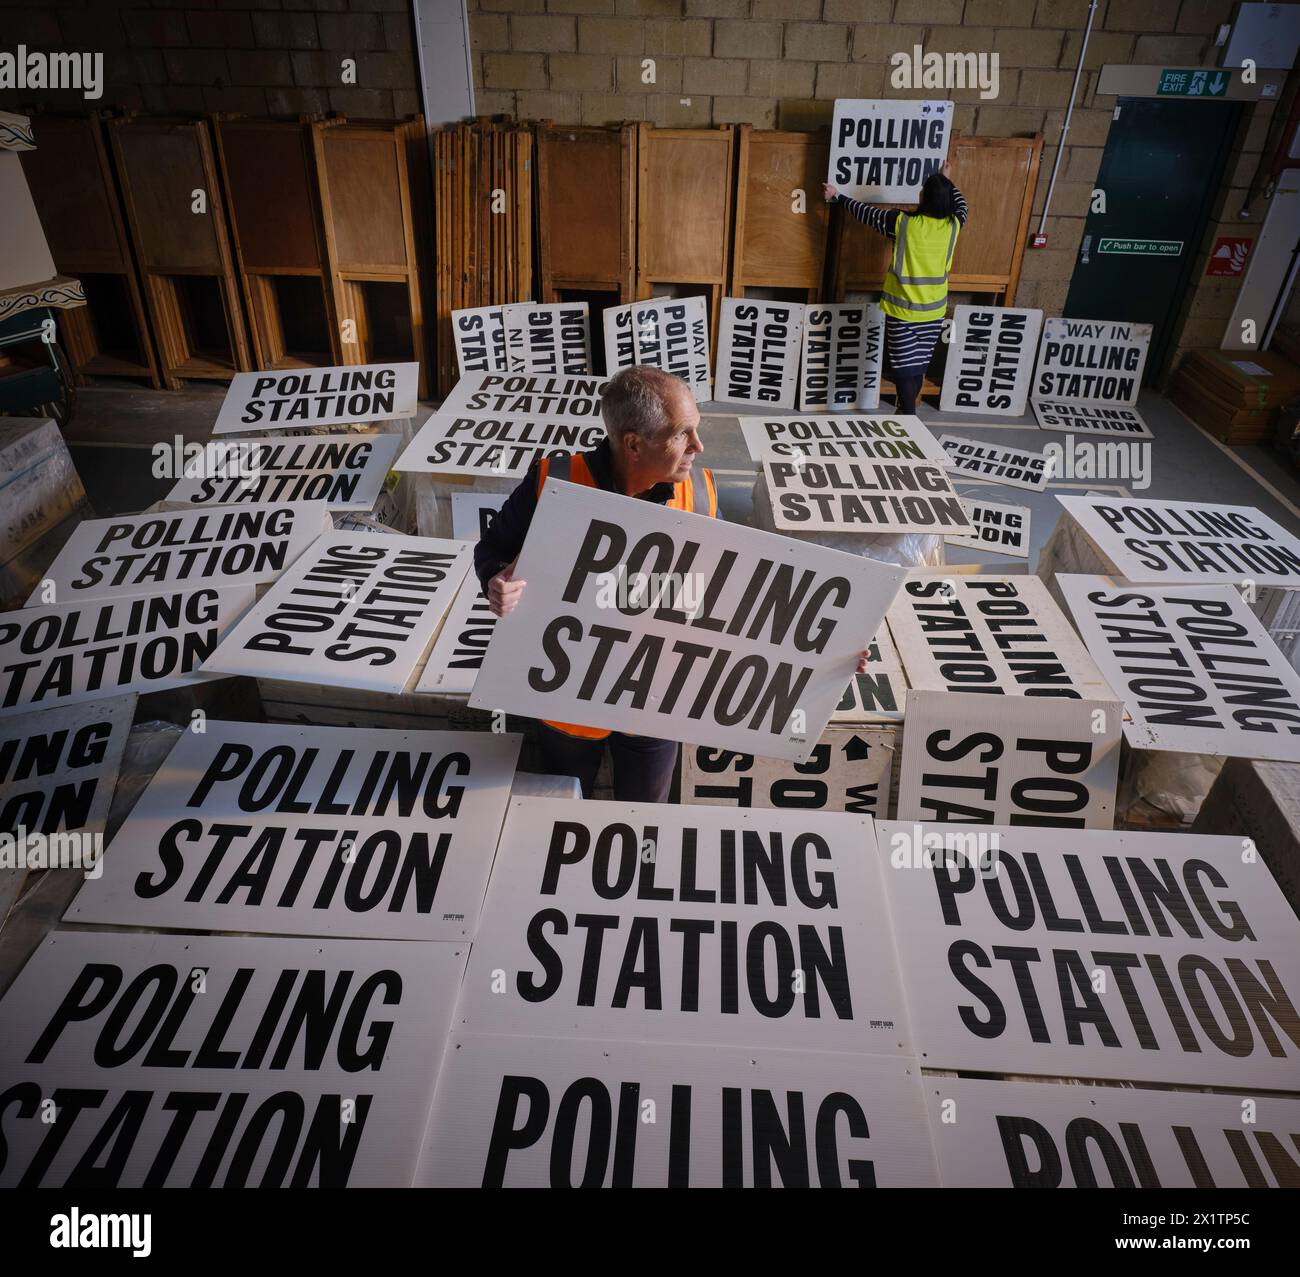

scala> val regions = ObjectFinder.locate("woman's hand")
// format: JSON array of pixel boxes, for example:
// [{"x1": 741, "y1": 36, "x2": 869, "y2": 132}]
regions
[
  {"x1": 822, "y1": 182, "x2": 838, "y2": 203},
  {"x1": 942, "y1": 159, "x2": 952, "y2": 179}
]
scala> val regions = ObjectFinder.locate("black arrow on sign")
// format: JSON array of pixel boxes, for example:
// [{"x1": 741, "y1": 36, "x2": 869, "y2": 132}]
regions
[{"x1": 842, "y1": 734, "x2": 871, "y2": 761}]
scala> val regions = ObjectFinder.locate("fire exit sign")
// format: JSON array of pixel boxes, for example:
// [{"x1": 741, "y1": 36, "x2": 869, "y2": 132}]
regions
[
  {"x1": 1157, "y1": 68, "x2": 1231, "y2": 97},
  {"x1": 1097, "y1": 238, "x2": 1184, "y2": 256}
]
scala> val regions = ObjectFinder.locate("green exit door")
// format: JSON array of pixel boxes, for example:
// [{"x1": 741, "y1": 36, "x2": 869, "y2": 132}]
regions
[{"x1": 1064, "y1": 95, "x2": 1241, "y2": 383}]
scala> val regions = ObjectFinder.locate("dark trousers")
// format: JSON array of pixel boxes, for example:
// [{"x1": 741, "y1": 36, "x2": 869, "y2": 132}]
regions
[
  {"x1": 539, "y1": 724, "x2": 679, "y2": 802},
  {"x1": 893, "y1": 371, "x2": 925, "y2": 415}
]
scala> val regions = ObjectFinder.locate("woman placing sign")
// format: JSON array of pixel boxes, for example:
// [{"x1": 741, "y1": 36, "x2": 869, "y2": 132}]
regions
[
  {"x1": 476, "y1": 366, "x2": 876, "y2": 803},
  {"x1": 823, "y1": 161, "x2": 967, "y2": 416}
]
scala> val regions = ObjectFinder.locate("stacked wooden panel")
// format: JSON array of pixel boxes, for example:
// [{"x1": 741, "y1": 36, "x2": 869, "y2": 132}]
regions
[
  {"x1": 105, "y1": 116, "x2": 252, "y2": 388},
  {"x1": 431, "y1": 119, "x2": 535, "y2": 398},
  {"x1": 213, "y1": 117, "x2": 339, "y2": 371},
  {"x1": 19, "y1": 114, "x2": 160, "y2": 386},
  {"x1": 730, "y1": 125, "x2": 831, "y2": 301}
]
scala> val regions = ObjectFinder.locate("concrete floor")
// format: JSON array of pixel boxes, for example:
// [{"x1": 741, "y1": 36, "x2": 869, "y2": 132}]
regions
[{"x1": 64, "y1": 382, "x2": 1300, "y2": 561}]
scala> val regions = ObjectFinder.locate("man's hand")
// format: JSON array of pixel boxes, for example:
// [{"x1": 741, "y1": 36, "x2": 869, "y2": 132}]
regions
[
  {"x1": 855, "y1": 648, "x2": 872, "y2": 674},
  {"x1": 487, "y1": 558, "x2": 526, "y2": 618},
  {"x1": 822, "y1": 182, "x2": 838, "y2": 203}
]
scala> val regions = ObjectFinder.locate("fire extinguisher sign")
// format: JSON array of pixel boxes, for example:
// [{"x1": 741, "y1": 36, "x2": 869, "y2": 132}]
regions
[{"x1": 1206, "y1": 237, "x2": 1252, "y2": 277}]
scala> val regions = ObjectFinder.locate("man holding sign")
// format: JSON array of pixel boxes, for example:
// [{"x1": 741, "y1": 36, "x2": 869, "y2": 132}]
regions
[{"x1": 474, "y1": 367, "x2": 877, "y2": 800}]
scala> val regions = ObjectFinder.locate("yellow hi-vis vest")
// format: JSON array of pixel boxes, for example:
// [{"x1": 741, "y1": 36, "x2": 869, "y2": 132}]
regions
[
  {"x1": 880, "y1": 212, "x2": 960, "y2": 321},
  {"x1": 535, "y1": 451, "x2": 718, "y2": 741}
]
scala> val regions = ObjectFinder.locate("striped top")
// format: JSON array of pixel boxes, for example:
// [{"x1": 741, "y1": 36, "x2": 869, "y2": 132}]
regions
[{"x1": 836, "y1": 185, "x2": 969, "y2": 237}]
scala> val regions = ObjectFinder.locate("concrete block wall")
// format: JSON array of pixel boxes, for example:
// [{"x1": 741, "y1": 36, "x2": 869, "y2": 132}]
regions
[
  {"x1": 0, "y1": 0, "x2": 423, "y2": 120},
  {"x1": 467, "y1": 0, "x2": 1295, "y2": 366}
]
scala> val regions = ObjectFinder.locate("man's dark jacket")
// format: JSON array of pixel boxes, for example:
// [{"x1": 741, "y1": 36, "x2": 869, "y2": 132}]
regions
[{"x1": 473, "y1": 438, "x2": 679, "y2": 592}]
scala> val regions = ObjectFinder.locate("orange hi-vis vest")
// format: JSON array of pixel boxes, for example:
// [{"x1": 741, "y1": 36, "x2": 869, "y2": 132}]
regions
[{"x1": 535, "y1": 451, "x2": 718, "y2": 740}]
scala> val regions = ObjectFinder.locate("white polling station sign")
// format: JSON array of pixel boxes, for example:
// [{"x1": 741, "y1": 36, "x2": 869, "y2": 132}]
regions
[
  {"x1": 1058, "y1": 574, "x2": 1300, "y2": 761},
  {"x1": 828, "y1": 99, "x2": 953, "y2": 203},
  {"x1": 682, "y1": 727, "x2": 895, "y2": 815},
  {"x1": 468, "y1": 480, "x2": 906, "y2": 761},
  {"x1": 603, "y1": 295, "x2": 711, "y2": 402},
  {"x1": 68, "y1": 720, "x2": 520, "y2": 940},
  {"x1": 876, "y1": 822, "x2": 1300, "y2": 1089},
  {"x1": 715, "y1": 299, "x2": 804, "y2": 409},
  {"x1": 1033, "y1": 318, "x2": 1151, "y2": 407},
  {"x1": 394, "y1": 412, "x2": 607, "y2": 480},
  {"x1": 887, "y1": 574, "x2": 1116, "y2": 700},
  {"x1": 740, "y1": 413, "x2": 950, "y2": 466},
  {"x1": 415, "y1": 573, "x2": 497, "y2": 695},
  {"x1": 212, "y1": 362, "x2": 419, "y2": 434},
  {"x1": 502, "y1": 302, "x2": 591, "y2": 375},
  {"x1": 436, "y1": 371, "x2": 610, "y2": 422},
  {"x1": 31, "y1": 502, "x2": 329, "y2": 605},
  {"x1": 0, "y1": 930, "x2": 467, "y2": 1187},
  {"x1": 926, "y1": 1077, "x2": 1300, "y2": 1188},
  {"x1": 0, "y1": 585, "x2": 254, "y2": 718},
  {"x1": 453, "y1": 797, "x2": 912, "y2": 1055},
  {"x1": 762, "y1": 455, "x2": 971, "y2": 535},
  {"x1": 940, "y1": 306, "x2": 1043, "y2": 418},
  {"x1": 453, "y1": 302, "x2": 528, "y2": 375},
  {"x1": 894, "y1": 690, "x2": 1122, "y2": 827},
  {"x1": 944, "y1": 499, "x2": 1031, "y2": 559},
  {"x1": 205, "y1": 533, "x2": 472, "y2": 694},
  {"x1": 162, "y1": 434, "x2": 401, "y2": 510},
  {"x1": 939, "y1": 435, "x2": 1055, "y2": 492},
  {"x1": 799, "y1": 303, "x2": 884, "y2": 411},
  {"x1": 416, "y1": 1035, "x2": 938, "y2": 1188},
  {"x1": 1031, "y1": 400, "x2": 1152, "y2": 438},
  {"x1": 1056, "y1": 494, "x2": 1300, "y2": 587},
  {"x1": 0, "y1": 693, "x2": 135, "y2": 841}
]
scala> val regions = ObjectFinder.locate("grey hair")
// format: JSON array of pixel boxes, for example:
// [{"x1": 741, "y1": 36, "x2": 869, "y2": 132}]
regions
[{"x1": 600, "y1": 366, "x2": 690, "y2": 443}]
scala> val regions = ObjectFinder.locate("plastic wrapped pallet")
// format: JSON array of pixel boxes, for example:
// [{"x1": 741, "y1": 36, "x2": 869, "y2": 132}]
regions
[
  {"x1": 510, "y1": 771, "x2": 582, "y2": 801},
  {"x1": 411, "y1": 472, "x2": 519, "y2": 540},
  {"x1": 0, "y1": 417, "x2": 90, "y2": 607},
  {"x1": 1192, "y1": 757, "x2": 1300, "y2": 920},
  {"x1": 750, "y1": 471, "x2": 945, "y2": 569}
]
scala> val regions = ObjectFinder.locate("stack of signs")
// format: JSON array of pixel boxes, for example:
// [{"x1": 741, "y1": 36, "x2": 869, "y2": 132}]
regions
[
  {"x1": 828, "y1": 99, "x2": 953, "y2": 203},
  {"x1": 1058, "y1": 575, "x2": 1300, "y2": 761},
  {"x1": 927, "y1": 1079, "x2": 1300, "y2": 1188},
  {"x1": 31, "y1": 503, "x2": 330, "y2": 605},
  {"x1": 876, "y1": 823, "x2": 1300, "y2": 1089},
  {"x1": 0, "y1": 585, "x2": 254, "y2": 716},
  {"x1": 944, "y1": 498, "x2": 1031, "y2": 559},
  {"x1": 887, "y1": 574, "x2": 1116, "y2": 702},
  {"x1": 715, "y1": 300, "x2": 804, "y2": 409},
  {"x1": 0, "y1": 693, "x2": 135, "y2": 919},
  {"x1": 397, "y1": 371, "x2": 609, "y2": 481},
  {"x1": 1056, "y1": 495, "x2": 1300, "y2": 587},
  {"x1": 468, "y1": 481, "x2": 906, "y2": 761},
  {"x1": 68, "y1": 721, "x2": 521, "y2": 940},
  {"x1": 799, "y1": 303, "x2": 884, "y2": 411},
  {"x1": 0, "y1": 930, "x2": 468, "y2": 1186},
  {"x1": 452, "y1": 302, "x2": 529, "y2": 375},
  {"x1": 162, "y1": 435, "x2": 401, "y2": 510},
  {"x1": 896, "y1": 690, "x2": 1122, "y2": 826},
  {"x1": 831, "y1": 625, "x2": 908, "y2": 724},
  {"x1": 212, "y1": 363, "x2": 420, "y2": 434},
  {"x1": 603, "y1": 296, "x2": 712, "y2": 402},
  {"x1": 762, "y1": 454, "x2": 971, "y2": 535},
  {"x1": 739, "y1": 413, "x2": 949, "y2": 465},
  {"x1": 502, "y1": 302, "x2": 591, "y2": 375},
  {"x1": 681, "y1": 727, "x2": 896, "y2": 815},
  {"x1": 1031, "y1": 318, "x2": 1153, "y2": 437},
  {"x1": 415, "y1": 798, "x2": 939, "y2": 1186},
  {"x1": 206, "y1": 532, "x2": 473, "y2": 693},
  {"x1": 416, "y1": 571, "x2": 497, "y2": 695},
  {"x1": 939, "y1": 306, "x2": 1043, "y2": 418},
  {"x1": 939, "y1": 435, "x2": 1055, "y2": 492}
]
